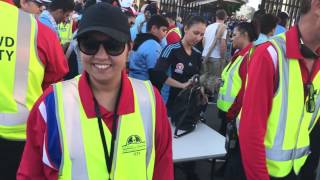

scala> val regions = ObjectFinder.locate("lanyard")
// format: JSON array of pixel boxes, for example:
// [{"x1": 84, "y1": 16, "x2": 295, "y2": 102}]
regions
[{"x1": 92, "y1": 83, "x2": 122, "y2": 180}]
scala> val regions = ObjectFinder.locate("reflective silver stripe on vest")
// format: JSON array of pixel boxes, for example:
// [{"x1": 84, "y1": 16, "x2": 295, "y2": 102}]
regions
[
  {"x1": 266, "y1": 37, "x2": 310, "y2": 161},
  {"x1": 218, "y1": 57, "x2": 243, "y2": 103},
  {"x1": 0, "y1": 10, "x2": 32, "y2": 126},
  {"x1": 56, "y1": 79, "x2": 89, "y2": 180},
  {"x1": 128, "y1": 78, "x2": 155, "y2": 180}
]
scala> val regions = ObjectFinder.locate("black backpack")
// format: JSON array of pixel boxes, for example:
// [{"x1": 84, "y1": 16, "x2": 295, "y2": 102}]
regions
[{"x1": 171, "y1": 75, "x2": 208, "y2": 138}]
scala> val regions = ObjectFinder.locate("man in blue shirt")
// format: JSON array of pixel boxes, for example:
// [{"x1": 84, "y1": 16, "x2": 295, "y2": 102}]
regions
[
  {"x1": 129, "y1": 15, "x2": 168, "y2": 80},
  {"x1": 38, "y1": 0, "x2": 74, "y2": 39}
]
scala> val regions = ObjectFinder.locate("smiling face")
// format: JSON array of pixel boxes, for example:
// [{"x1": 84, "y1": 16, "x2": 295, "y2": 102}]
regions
[{"x1": 79, "y1": 32, "x2": 129, "y2": 86}]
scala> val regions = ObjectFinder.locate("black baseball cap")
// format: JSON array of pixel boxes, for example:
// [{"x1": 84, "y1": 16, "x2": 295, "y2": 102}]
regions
[{"x1": 75, "y1": 3, "x2": 130, "y2": 43}]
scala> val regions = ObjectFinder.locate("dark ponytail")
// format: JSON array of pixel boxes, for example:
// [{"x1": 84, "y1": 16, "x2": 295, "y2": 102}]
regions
[{"x1": 236, "y1": 22, "x2": 259, "y2": 42}]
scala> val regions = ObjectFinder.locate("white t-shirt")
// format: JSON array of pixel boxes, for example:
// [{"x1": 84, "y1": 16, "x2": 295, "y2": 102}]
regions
[{"x1": 202, "y1": 22, "x2": 227, "y2": 59}]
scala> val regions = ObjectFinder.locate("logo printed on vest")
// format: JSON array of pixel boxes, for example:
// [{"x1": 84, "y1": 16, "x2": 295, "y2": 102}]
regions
[
  {"x1": 122, "y1": 135, "x2": 146, "y2": 156},
  {"x1": 0, "y1": 36, "x2": 15, "y2": 61}
]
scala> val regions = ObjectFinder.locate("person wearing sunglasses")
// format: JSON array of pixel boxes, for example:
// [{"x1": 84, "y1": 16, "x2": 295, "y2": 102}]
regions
[
  {"x1": 17, "y1": 3, "x2": 173, "y2": 180},
  {"x1": 216, "y1": 22, "x2": 259, "y2": 180},
  {"x1": 238, "y1": 0, "x2": 320, "y2": 180}
]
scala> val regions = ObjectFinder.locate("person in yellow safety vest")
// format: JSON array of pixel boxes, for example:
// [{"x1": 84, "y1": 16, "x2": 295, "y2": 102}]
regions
[
  {"x1": 17, "y1": 3, "x2": 174, "y2": 180},
  {"x1": 216, "y1": 22, "x2": 258, "y2": 180},
  {"x1": 0, "y1": 0, "x2": 68, "y2": 179},
  {"x1": 57, "y1": 16, "x2": 73, "y2": 45},
  {"x1": 165, "y1": 12, "x2": 181, "y2": 45},
  {"x1": 238, "y1": 0, "x2": 320, "y2": 179}
]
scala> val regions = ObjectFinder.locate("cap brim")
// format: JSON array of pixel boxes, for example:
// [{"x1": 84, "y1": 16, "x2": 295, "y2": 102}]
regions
[{"x1": 74, "y1": 26, "x2": 130, "y2": 43}]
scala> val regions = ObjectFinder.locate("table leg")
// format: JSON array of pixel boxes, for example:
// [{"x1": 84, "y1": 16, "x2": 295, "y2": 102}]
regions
[{"x1": 210, "y1": 159, "x2": 216, "y2": 180}]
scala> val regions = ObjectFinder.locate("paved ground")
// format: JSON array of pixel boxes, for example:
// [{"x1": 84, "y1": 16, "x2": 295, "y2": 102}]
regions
[{"x1": 174, "y1": 103, "x2": 226, "y2": 180}]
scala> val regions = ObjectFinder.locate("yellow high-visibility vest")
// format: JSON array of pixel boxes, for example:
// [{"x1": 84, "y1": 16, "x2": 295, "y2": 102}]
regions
[
  {"x1": 58, "y1": 20, "x2": 73, "y2": 45},
  {"x1": 237, "y1": 33, "x2": 320, "y2": 178},
  {"x1": 53, "y1": 76, "x2": 156, "y2": 180},
  {"x1": 217, "y1": 52, "x2": 247, "y2": 112},
  {"x1": 167, "y1": 27, "x2": 181, "y2": 38},
  {"x1": 0, "y1": 2, "x2": 44, "y2": 140}
]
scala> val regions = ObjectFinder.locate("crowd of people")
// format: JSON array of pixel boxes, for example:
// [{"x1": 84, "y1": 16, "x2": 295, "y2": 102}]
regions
[{"x1": 0, "y1": 0, "x2": 320, "y2": 179}]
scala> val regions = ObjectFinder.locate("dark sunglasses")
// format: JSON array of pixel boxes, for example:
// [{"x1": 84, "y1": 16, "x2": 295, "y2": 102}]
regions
[
  {"x1": 78, "y1": 37, "x2": 126, "y2": 56},
  {"x1": 306, "y1": 83, "x2": 316, "y2": 113}
]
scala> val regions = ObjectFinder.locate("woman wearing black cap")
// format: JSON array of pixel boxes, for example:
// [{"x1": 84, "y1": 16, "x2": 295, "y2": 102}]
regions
[{"x1": 17, "y1": 3, "x2": 173, "y2": 180}]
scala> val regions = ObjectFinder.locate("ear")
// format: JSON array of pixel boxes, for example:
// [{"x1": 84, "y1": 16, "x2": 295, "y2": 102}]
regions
[
  {"x1": 20, "y1": 0, "x2": 29, "y2": 9},
  {"x1": 312, "y1": 0, "x2": 320, "y2": 16},
  {"x1": 184, "y1": 26, "x2": 188, "y2": 33}
]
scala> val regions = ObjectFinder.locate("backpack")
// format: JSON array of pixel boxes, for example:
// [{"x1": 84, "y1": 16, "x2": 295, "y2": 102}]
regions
[{"x1": 171, "y1": 75, "x2": 209, "y2": 138}]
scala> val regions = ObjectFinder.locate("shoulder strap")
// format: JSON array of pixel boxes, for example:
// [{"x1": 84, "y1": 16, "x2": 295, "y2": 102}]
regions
[{"x1": 204, "y1": 23, "x2": 226, "y2": 61}]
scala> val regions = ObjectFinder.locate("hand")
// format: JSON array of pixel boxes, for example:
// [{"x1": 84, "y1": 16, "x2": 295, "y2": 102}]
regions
[{"x1": 181, "y1": 80, "x2": 191, "y2": 89}]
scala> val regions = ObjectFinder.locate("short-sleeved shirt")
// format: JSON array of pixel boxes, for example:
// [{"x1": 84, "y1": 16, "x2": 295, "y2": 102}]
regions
[{"x1": 152, "y1": 42, "x2": 202, "y2": 110}]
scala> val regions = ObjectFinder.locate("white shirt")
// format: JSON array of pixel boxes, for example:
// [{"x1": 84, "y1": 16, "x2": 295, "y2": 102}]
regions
[{"x1": 202, "y1": 22, "x2": 227, "y2": 59}]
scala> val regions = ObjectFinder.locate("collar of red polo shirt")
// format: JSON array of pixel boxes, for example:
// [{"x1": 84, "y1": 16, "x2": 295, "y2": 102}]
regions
[{"x1": 1, "y1": 0, "x2": 14, "y2": 4}]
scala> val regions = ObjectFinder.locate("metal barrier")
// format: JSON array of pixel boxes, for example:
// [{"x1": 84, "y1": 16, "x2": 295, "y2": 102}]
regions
[
  {"x1": 159, "y1": 0, "x2": 201, "y2": 21},
  {"x1": 261, "y1": 0, "x2": 301, "y2": 25}
]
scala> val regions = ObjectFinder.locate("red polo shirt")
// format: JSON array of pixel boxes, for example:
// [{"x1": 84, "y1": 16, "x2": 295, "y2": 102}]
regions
[
  {"x1": 239, "y1": 26, "x2": 320, "y2": 180},
  {"x1": 17, "y1": 71, "x2": 173, "y2": 180},
  {"x1": 166, "y1": 25, "x2": 181, "y2": 45},
  {"x1": 225, "y1": 43, "x2": 253, "y2": 120},
  {"x1": 36, "y1": 20, "x2": 69, "y2": 90}
]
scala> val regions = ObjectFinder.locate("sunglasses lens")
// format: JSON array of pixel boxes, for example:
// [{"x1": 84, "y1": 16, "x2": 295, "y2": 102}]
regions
[
  {"x1": 103, "y1": 40, "x2": 125, "y2": 56},
  {"x1": 78, "y1": 39, "x2": 100, "y2": 55},
  {"x1": 78, "y1": 37, "x2": 125, "y2": 56}
]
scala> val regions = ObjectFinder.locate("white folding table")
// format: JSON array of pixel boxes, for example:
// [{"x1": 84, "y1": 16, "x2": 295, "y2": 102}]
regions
[
  {"x1": 172, "y1": 122, "x2": 226, "y2": 162},
  {"x1": 172, "y1": 122, "x2": 226, "y2": 180}
]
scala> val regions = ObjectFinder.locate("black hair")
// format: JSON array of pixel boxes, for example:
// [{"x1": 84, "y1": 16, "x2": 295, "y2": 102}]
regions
[
  {"x1": 300, "y1": 0, "x2": 311, "y2": 15},
  {"x1": 277, "y1": 12, "x2": 289, "y2": 27},
  {"x1": 184, "y1": 15, "x2": 206, "y2": 29},
  {"x1": 74, "y1": 2, "x2": 84, "y2": 14},
  {"x1": 165, "y1": 12, "x2": 176, "y2": 21},
  {"x1": 146, "y1": 15, "x2": 169, "y2": 32},
  {"x1": 145, "y1": 3, "x2": 158, "y2": 16},
  {"x1": 236, "y1": 22, "x2": 259, "y2": 42},
  {"x1": 13, "y1": 0, "x2": 21, "y2": 8},
  {"x1": 260, "y1": 14, "x2": 278, "y2": 35},
  {"x1": 216, "y1": 9, "x2": 227, "y2": 20},
  {"x1": 251, "y1": 9, "x2": 266, "y2": 35},
  {"x1": 48, "y1": 0, "x2": 75, "y2": 12}
]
